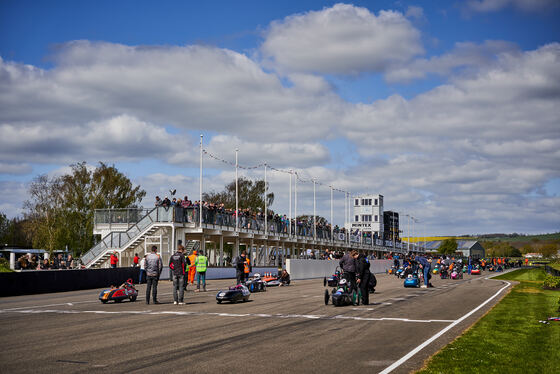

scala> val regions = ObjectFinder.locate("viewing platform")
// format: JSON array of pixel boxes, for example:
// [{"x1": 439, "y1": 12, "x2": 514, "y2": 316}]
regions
[{"x1": 82, "y1": 206, "x2": 422, "y2": 269}]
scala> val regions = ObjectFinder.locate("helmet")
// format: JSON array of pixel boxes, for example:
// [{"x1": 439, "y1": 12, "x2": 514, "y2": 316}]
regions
[
  {"x1": 339, "y1": 279, "x2": 347, "y2": 285},
  {"x1": 254, "y1": 273, "x2": 261, "y2": 278}
]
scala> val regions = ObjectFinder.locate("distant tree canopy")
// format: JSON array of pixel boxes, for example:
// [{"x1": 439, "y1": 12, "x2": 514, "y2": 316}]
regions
[
  {"x1": 23, "y1": 162, "x2": 146, "y2": 255},
  {"x1": 203, "y1": 177, "x2": 274, "y2": 212},
  {"x1": 0, "y1": 212, "x2": 32, "y2": 247},
  {"x1": 485, "y1": 241, "x2": 522, "y2": 257},
  {"x1": 438, "y1": 238, "x2": 458, "y2": 255}
]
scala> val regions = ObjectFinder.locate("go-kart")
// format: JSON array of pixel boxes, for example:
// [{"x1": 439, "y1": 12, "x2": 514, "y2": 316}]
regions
[
  {"x1": 262, "y1": 274, "x2": 281, "y2": 287},
  {"x1": 395, "y1": 266, "x2": 404, "y2": 278},
  {"x1": 471, "y1": 268, "x2": 481, "y2": 275},
  {"x1": 324, "y1": 267, "x2": 342, "y2": 287},
  {"x1": 246, "y1": 274, "x2": 267, "y2": 293},
  {"x1": 99, "y1": 279, "x2": 138, "y2": 303},
  {"x1": 324, "y1": 278, "x2": 360, "y2": 306},
  {"x1": 404, "y1": 273, "x2": 420, "y2": 288},
  {"x1": 216, "y1": 284, "x2": 250, "y2": 303},
  {"x1": 450, "y1": 270, "x2": 463, "y2": 279},
  {"x1": 433, "y1": 266, "x2": 439, "y2": 274}
]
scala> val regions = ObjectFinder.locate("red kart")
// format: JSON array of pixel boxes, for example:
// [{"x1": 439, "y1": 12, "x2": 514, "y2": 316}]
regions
[{"x1": 99, "y1": 279, "x2": 138, "y2": 303}]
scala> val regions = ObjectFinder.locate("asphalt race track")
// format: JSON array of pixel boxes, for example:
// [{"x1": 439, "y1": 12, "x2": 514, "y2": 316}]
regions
[{"x1": 0, "y1": 272, "x2": 512, "y2": 374}]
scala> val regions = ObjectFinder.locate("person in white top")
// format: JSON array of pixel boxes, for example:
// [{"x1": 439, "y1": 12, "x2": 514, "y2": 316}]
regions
[{"x1": 139, "y1": 255, "x2": 147, "y2": 284}]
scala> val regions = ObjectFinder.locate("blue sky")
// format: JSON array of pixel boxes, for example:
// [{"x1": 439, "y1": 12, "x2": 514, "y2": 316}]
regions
[{"x1": 1, "y1": 1, "x2": 559, "y2": 235}]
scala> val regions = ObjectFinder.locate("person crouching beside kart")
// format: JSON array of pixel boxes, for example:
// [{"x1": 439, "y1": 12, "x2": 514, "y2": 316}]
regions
[
  {"x1": 340, "y1": 250, "x2": 359, "y2": 293},
  {"x1": 279, "y1": 269, "x2": 291, "y2": 286}
]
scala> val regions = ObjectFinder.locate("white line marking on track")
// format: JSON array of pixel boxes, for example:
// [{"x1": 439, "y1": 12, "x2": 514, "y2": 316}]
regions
[
  {"x1": 378, "y1": 278, "x2": 512, "y2": 374},
  {"x1": 0, "y1": 308, "x2": 458, "y2": 323}
]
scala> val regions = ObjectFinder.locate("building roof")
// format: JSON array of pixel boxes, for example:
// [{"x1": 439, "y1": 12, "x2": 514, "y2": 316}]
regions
[{"x1": 423, "y1": 240, "x2": 481, "y2": 250}]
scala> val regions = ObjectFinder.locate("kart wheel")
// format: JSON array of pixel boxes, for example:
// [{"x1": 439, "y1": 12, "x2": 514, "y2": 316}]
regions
[
  {"x1": 217, "y1": 300, "x2": 222, "y2": 304},
  {"x1": 323, "y1": 277, "x2": 327, "y2": 287},
  {"x1": 101, "y1": 300, "x2": 107, "y2": 304},
  {"x1": 324, "y1": 290, "x2": 329, "y2": 305},
  {"x1": 130, "y1": 295, "x2": 137, "y2": 302}
]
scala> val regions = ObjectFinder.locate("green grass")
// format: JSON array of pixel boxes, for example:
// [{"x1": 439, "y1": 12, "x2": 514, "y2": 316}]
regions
[{"x1": 417, "y1": 269, "x2": 560, "y2": 374}]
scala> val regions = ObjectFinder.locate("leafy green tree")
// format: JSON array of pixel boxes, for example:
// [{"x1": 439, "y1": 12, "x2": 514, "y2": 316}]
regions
[
  {"x1": 23, "y1": 162, "x2": 146, "y2": 255},
  {"x1": 203, "y1": 177, "x2": 274, "y2": 212},
  {"x1": 438, "y1": 238, "x2": 458, "y2": 255},
  {"x1": 540, "y1": 243, "x2": 559, "y2": 258}
]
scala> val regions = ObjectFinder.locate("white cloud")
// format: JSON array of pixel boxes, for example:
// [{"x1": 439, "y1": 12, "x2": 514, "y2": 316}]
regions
[
  {"x1": 260, "y1": 3, "x2": 423, "y2": 75},
  {"x1": 465, "y1": 0, "x2": 559, "y2": 13},
  {"x1": 385, "y1": 40, "x2": 519, "y2": 82}
]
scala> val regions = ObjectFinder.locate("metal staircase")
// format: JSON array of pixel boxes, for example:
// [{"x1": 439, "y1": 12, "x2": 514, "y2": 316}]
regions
[{"x1": 81, "y1": 207, "x2": 176, "y2": 268}]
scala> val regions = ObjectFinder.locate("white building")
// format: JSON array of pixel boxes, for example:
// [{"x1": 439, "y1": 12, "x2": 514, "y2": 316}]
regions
[{"x1": 347, "y1": 194, "x2": 384, "y2": 239}]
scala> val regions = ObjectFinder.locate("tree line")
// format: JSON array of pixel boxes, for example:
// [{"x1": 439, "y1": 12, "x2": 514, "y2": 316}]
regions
[{"x1": 0, "y1": 162, "x2": 145, "y2": 256}]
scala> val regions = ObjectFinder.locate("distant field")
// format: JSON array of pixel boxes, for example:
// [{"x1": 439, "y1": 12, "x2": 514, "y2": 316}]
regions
[{"x1": 404, "y1": 232, "x2": 560, "y2": 245}]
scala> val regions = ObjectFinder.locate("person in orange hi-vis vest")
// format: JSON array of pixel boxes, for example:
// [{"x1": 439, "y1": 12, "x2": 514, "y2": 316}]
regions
[
  {"x1": 188, "y1": 250, "x2": 198, "y2": 285},
  {"x1": 244, "y1": 257, "x2": 252, "y2": 283}
]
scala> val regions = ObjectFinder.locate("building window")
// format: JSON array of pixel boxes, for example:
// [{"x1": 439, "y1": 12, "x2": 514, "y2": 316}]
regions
[
  {"x1": 368, "y1": 199, "x2": 372, "y2": 205},
  {"x1": 374, "y1": 215, "x2": 378, "y2": 222},
  {"x1": 355, "y1": 199, "x2": 359, "y2": 206},
  {"x1": 355, "y1": 215, "x2": 359, "y2": 222},
  {"x1": 362, "y1": 215, "x2": 372, "y2": 222},
  {"x1": 374, "y1": 199, "x2": 378, "y2": 206}
]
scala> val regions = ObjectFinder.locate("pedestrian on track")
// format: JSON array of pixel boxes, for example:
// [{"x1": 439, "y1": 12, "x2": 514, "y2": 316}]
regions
[
  {"x1": 169, "y1": 245, "x2": 186, "y2": 305},
  {"x1": 145, "y1": 246, "x2": 163, "y2": 304}
]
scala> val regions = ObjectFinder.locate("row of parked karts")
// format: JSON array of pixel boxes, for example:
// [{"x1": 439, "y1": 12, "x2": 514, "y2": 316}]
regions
[
  {"x1": 216, "y1": 273, "x2": 282, "y2": 304},
  {"x1": 98, "y1": 273, "x2": 284, "y2": 304},
  {"x1": 323, "y1": 267, "x2": 377, "y2": 306}
]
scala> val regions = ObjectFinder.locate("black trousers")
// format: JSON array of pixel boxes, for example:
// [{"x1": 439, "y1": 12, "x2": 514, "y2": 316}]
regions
[
  {"x1": 236, "y1": 270, "x2": 244, "y2": 285},
  {"x1": 343, "y1": 271, "x2": 356, "y2": 293},
  {"x1": 146, "y1": 275, "x2": 159, "y2": 302},
  {"x1": 359, "y1": 273, "x2": 370, "y2": 305}
]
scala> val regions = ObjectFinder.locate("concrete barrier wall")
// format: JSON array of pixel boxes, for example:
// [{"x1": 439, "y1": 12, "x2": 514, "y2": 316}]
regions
[
  {"x1": 0, "y1": 267, "x2": 139, "y2": 297},
  {"x1": 160, "y1": 266, "x2": 278, "y2": 280},
  {"x1": 286, "y1": 259, "x2": 393, "y2": 280}
]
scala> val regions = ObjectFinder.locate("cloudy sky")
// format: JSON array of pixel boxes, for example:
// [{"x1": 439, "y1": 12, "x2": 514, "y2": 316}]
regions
[{"x1": 1, "y1": 0, "x2": 559, "y2": 236}]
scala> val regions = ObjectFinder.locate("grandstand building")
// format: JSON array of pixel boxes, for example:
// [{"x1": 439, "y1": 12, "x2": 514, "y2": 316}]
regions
[{"x1": 348, "y1": 194, "x2": 384, "y2": 239}]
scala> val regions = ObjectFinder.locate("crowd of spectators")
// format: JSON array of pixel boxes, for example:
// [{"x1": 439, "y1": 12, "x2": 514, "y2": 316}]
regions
[
  {"x1": 154, "y1": 195, "x2": 396, "y2": 245},
  {"x1": 14, "y1": 253, "x2": 80, "y2": 270}
]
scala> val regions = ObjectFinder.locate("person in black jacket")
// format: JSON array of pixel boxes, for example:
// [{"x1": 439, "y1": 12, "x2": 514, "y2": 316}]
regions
[
  {"x1": 356, "y1": 252, "x2": 372, "y2": 305},
  {"x1": 234, "y1": 251, "x2": 249, "y2": 285}
]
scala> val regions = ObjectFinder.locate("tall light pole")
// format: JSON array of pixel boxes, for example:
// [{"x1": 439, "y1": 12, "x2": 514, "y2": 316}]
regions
[
  {"x1": 313, "y1": 179, "x2": 316, "y2": 241},
  {"x1": 264, "y1": 163, "x2": 268, "y2": 236},
  {"x1": 289, "y1": 170, "x2": 292, "y2": 237},
  {"x1": 199, "y1": 134, "x2": 203, "y2": 227},
  {"x1": 294, "y1": 173, "x2": 298, "y2": 237},
  {"x1": 330, "y1": 185, "x2": 333, "y2": 243},
  {"x1": 235, "y1": 148, "x2": 239, "y2": 233}
]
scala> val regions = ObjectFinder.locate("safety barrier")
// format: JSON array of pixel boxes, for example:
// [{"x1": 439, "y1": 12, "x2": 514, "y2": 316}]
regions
[
  {"x1": 0, "y1": 267, "x2": 140, "y2": 297},
  {"x1": 286, "y1": 259, "x2": 393, "y2": 280}
]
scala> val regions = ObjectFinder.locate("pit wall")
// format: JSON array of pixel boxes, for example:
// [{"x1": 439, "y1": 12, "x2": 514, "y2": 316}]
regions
[
  {"x1": 160, "y1": 266, "x2": 278, "y2": 280},
  {"x1": 286, "y1": 259, "x2": 393, "y2": 280}
]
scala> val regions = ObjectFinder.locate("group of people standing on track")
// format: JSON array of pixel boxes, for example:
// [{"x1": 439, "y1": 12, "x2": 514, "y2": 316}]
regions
[
  {"x1": 140, "y1": 242, "x2": 209, "y2": 305},
  {"x1": 339, "y1": 250, "x2": 373, "y2": 305}
]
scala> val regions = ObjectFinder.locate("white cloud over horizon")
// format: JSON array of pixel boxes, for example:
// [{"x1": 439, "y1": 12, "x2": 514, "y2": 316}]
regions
[{"x1": 0, "y1": 4, "x2": 559, "y2": 236}]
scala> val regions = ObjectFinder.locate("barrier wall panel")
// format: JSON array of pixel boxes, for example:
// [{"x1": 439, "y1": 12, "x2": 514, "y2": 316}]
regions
[{"x1": 286, "y1": 259, "x2": 393, "y2": 280}]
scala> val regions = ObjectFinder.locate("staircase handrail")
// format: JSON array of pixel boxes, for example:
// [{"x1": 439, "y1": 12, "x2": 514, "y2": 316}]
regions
[{"x1": 81, "y1": 206, "x2": 179, "y2": 267}]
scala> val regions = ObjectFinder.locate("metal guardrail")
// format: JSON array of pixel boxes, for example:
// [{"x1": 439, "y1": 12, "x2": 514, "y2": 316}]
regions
[
  {"x1": 83, "y1": 206, "x2": 418, "y2": 267},
  {"x1": 82, "y1": 206, "x2": 188, "y2": 267}
]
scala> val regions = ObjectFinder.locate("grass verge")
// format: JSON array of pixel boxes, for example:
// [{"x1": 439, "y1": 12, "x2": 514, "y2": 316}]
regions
[{"x1": 416, "y1": 268, "x2": 560, "y2": 374}]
